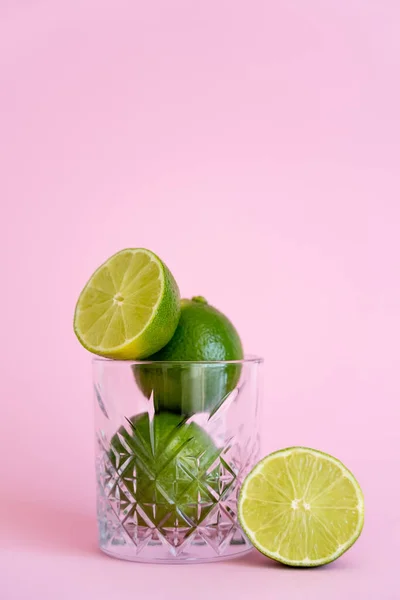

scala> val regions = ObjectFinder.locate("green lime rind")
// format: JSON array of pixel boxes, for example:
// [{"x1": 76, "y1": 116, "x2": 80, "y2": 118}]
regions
[
  {"x1": 238, "y1": 447, "x2": 364, "y2": 567},
  {"x1": 134, "y1": 297, "x2": 243, "y2": 415},
  {"x1": 125, "y1": 256, "x2": 180, "y2": 359},
  {"x1": 109, "y1": 412, "x2": 221, "y2": 526}
]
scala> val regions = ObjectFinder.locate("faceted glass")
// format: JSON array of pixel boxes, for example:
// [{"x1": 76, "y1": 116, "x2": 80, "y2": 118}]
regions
[{"x1": 94, "y1": 356, "x2": 262, "y2": 563}]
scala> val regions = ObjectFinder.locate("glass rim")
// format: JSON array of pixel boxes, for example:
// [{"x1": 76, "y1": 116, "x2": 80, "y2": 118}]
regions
[{"x1": 92, "y1": 353, "x2": 263, "y2": 366}]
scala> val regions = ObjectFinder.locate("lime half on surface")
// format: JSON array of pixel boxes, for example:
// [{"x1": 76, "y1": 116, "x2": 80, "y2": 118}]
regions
[
  {"x1": 238, "y1": 447, "x2": 364, "y2": 567},
  {"x1": 74, "y1": 248, "x2": 180, "y2": 359}
]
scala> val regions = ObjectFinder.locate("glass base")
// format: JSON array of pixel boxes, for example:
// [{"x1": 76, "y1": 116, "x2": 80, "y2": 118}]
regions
[
  {"x1": 96, "y1": 419, "x2": 257, "y2": 564},
  {"x1": 100, "y1": 540, "x2": 252, "y2": 564},
  {"x1": 98, "y1": 485, "x2": 253, "y2": 563}
]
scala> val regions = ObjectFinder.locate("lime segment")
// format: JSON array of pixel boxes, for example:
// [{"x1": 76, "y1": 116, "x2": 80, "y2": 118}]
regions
[
  {"x1": 238, "y1": 447, "x2": 364, "y2": 567},
  {"x1": 74, "y1": 248, "x2": 180, "y2": 359}
]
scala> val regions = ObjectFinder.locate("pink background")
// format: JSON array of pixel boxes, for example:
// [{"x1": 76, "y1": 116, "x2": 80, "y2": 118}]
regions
[{"x1": 1, "y1": 0, "x2": 399, "y2": 598}]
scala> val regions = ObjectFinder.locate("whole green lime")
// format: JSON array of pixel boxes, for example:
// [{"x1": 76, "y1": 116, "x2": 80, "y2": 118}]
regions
[
  {"x1": 110, "y1": 412, "x2": 220, "y2": 526},
  {"x1": 135, "y1": 297, "x2": 243, "y2": 415}
]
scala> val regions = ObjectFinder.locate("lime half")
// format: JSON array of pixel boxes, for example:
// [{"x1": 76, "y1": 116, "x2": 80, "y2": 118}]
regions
[
  {"x1": 74, "y1": 248, "x2": 180, "y2": 359},
  {"x1": 238, "y1": 447, "x2": 364, "y2": 567}
]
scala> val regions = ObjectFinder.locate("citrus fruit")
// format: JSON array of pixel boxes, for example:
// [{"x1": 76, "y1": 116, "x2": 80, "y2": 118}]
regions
[
  {"x1": 74, "y1": 248, "x2": 180, "y2": 359},
  {"x1": 109, "y1": 412, "x2": 220, "y2": 526},
  {"x1": 238, "y1": 447, "x2": 364, "y2": 567},
  {"x1": 135, "y1": 296, "x2": 243, "y2": 415}
]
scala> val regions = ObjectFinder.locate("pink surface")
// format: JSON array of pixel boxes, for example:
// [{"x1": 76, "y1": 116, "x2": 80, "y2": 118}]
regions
[{"x1": 1, "y1": 0, "x2": 399, "y2": 598}]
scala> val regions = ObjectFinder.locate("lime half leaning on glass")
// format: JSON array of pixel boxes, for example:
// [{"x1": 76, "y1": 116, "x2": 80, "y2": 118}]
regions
[{"x1": 238, "y1": 447, "x2": 364, "y2": 567}]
